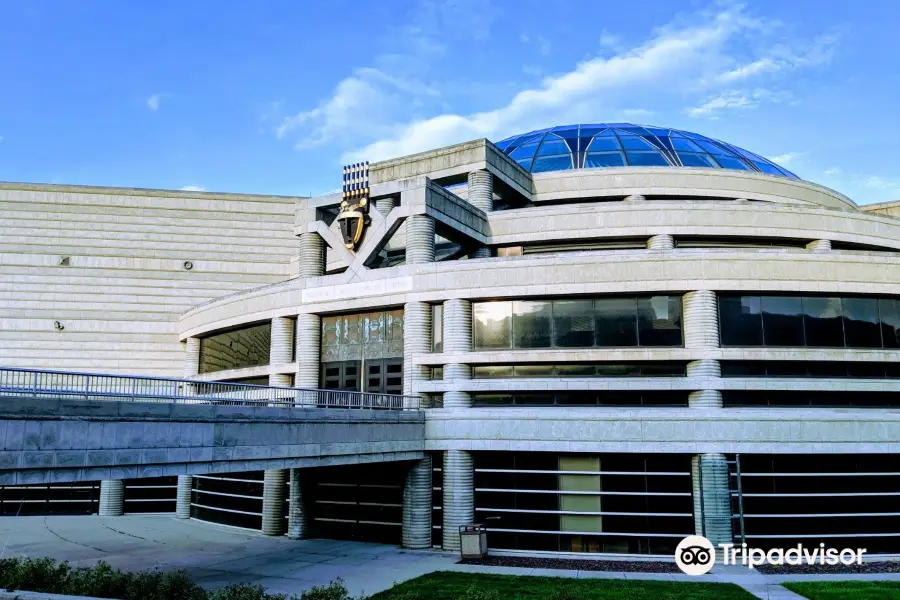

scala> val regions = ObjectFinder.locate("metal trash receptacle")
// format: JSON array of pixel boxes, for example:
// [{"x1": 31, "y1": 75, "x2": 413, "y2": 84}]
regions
[{"x1": 459, "y1": 524, "x2": 487, "y2": 559}]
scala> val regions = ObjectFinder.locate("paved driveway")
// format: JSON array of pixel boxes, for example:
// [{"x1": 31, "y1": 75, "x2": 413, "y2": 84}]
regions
[{"x1": 0, "y1": 515, "x2": 455, "y2": 597}]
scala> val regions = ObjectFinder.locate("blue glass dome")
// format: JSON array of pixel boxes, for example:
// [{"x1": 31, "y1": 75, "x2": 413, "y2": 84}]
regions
[{"x1": 494, "y1": 123, "x2": 798, "y2": 179}]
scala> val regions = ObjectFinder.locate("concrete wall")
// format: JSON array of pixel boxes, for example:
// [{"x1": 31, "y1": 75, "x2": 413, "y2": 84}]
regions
[
  {"x1": 0, "y1": 183, "x2": 300, "y2": 376},
  {"x1": 863, "y1": 200, "x2": 900, "y2": 218},
  {"x1": 0, "y1": 396, "x2": 425, "y2": 485}
]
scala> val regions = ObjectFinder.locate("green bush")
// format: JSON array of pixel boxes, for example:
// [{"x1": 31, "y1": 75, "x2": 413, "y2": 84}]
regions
[{"x1": 0, "y1": 556, "x2": 357, "y2": 600}]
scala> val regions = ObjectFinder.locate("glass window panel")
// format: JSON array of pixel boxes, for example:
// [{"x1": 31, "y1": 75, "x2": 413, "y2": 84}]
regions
[
  {"x1": 595, "y1": 363, "x2": 641, "y2": 376},
  {"x1": 671, "y1": 137, "x2": 702, "y2": 151},
  {"x1": 556, "y1": 364, "x2": 597, "y2": 377},
  {"x1": 696, "y1": 140, "x2": 729, "y2": 155},
  {"x1": 880, "y1": 299, "x2": 900, "y2": 349},
  {"x1": 625, "y1": 151, "x2": 670, "y2": 166},
  {"x1": 509, "y1": 142, "x2": 539, "y2": 160},
  {"x1": 473, "y1": 365, "x2": 513, "y2": 378},
  {"x1": 473, "y1": 302, "x2": 512, "y2": 349},
  {"x1": 515, "y1": 158, "x2": 533, "y2": 170},
  {"x1": 552, "y1": 300, "x2": 595, "y2": 347},
  {"x1": 637, "y1": 296, "x2": 683, "y2": 346},
  {"x1": 512, "y1": 300, "x2": 552, "y2": 348},
  {"x1": 514, "y1": 364, "x2": 555, "y2": 377},
  {"x1": 721, "y1": 361, "x2": 767, "y2": 376},
  {"x1": 431, "y1": 304, "x2": 443, "y2": 352},
  {"x1": 536, "y1": 137, "x2": 569, "y2": 156},
  {"x1": 531, "y1": 154, "x2": 573, "y2": 172},
  {"x1": 802, "y1": 297, "x2": 845, "y2": 347},
  {"x1": 846, "y1": 362, "x2": 886, "y2": 378},
  {"x1": 761, "y1": 296, "x2": 804, "y2": 346},
  {"x1": 677, "y1": 152, "x2": 718, "y2": 168},
  {"x1": 719, "y1": 296, "x2": 763, "y2": 346},
  {"x1": 752, "y1": 161, "x2": 784, "y2": 176},
  {"x1": 711, "y1": 155, "x2": 751, "y2": 170},
  {"x1": 584, "y1": 152, "x2": 625, "y2": 168},
  {"x1": 641, "y1": 363, "x2": 686, "y2": 376},
  {"x1": 619, "y1": 136, "x2": 655, "y2": 150},
  {"x1": 595, "y1": 298, "x2": 637, "y2": 346},
  {"x1": 586, "y1": 137, "x2": 620, "y2": 151},
  {"x1": 843, "y1": 297, "x2": 882, "y2": 348}
]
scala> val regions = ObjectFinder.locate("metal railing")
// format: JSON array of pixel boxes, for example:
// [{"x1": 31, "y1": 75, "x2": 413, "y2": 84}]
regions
[{"x1": 0, "y1": 367, "x2": 419, "y2": 410}]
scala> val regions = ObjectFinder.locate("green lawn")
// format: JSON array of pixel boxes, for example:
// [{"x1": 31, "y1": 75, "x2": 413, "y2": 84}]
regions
[
  {"x1": 783, "y1": 581, "x2": 900, "y2": 599},
  {"x1": 368, "y1": 571, "x2": 757, "y2": 600}
]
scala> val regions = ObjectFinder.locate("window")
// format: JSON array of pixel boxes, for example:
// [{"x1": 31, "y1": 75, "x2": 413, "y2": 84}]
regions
[
  {"x1": 553, "y1": 300, "x2": 595, "y2": 347},
  {"x1": 473, "y1": 302, "x2": 512, "y2": 349},
  {"x1": 761, "y1": 296, "x2": 804, "y2": 346},
  {"x1": 432, "y1": 304, "x2": 443, "y2": 353},
  {"x1": 720, "y1": 294, "x2": 900, "y2": 349},
  {"x1": 637, "y1": 296, "x2": 682, "y2": 346},
  {"x1": 512, "y1": 301, "x2": 552, "y2": 348},
  {"x1": 595, "y1": 298, "x2": 638, "y2": 346},
  {"x1": 198, "y1": 323, "x2": 271, "y2": 374}
]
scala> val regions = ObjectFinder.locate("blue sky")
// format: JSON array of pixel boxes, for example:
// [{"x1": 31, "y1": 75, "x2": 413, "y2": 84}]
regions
[{"x1": 0, "y1": 0, "x2": 898, "y2": 203}]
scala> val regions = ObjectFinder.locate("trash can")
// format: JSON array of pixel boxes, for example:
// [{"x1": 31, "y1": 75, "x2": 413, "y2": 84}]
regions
[{"x1": 458, "y1": 524, "x2": 488, "y2": 559}]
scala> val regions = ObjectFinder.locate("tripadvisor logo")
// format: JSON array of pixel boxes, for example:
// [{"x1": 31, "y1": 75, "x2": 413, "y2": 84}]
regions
[{"x1": 675, "y1": 536, "x2": 869, "y2": 575}]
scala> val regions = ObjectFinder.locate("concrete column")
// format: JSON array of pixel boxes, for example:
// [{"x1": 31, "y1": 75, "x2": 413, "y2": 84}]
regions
[
  {"x1": 442, "y1": 450, "x2": 475, "y2": 551},
  {"x1": 269, "y1": 316, "x2": 295, "y2": 387},
  {"x1": 625, "y1": 194, "x2": 646, "y2": 201},
  {"x1": 647, "y1": 234, "x2": 674, "y2": 250},
  {"x1": 295, "y1": 313, "x2": 321, "y2": 388},
  {"x1": 683, "y1": 290, "x2": 719, "y2": 349},
  {"x1": 687, "y1": 359, "x2": 723, "y2": 408},
  {"x1": 176, "y1": 475, "x2": 192, "y2": 519},
  {"x1": 807, "y1": 239, "x2": 832, "y2": 252},
  {"x1": 184, "y1": 337, "x2": 201, "y2": 378},
  {"x1": 403, "y1": 301, "x2": 432, "y2": 407},
  {"x1": 402, "y1": 456, "x2": 433, "y2": 549},
  {"x1": 692, "y1": 453, "x2": 733, "y2": 548},
  {"x1": 443, "y1": 299, "x2": 472, "y2": 408},
  {"x1": 375, "y1": 197, "x2": 396, "y2": 217},
  {"x1": 467, "y1": 170, "x2": 492, "y2": 259},
  {"x1": 287, "y1": 469, "x2": 308, "y2": 539},
  {"x1": 406, "y1": 214, "x2": 435, "y2": 265},
  {"x1": 98, "y1": 480, "x2": 124, "y2": 517},
  {"x1": 261, "y1": 469, "x2": 287, "y2": 536},
  {"x1": 298, "y1": 233, "x2": 325, "y2": 278}
]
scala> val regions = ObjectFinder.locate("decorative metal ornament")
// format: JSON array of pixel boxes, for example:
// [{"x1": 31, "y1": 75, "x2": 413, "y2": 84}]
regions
[{"x1": 336, "y1": 162, "x2": 369, "y2": 250}]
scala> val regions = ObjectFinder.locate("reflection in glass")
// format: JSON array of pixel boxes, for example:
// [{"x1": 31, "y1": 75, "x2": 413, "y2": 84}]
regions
[
  {"x1": 881, "y1": 299, "x2": 900, "y2": 349},
  {"x1": 719, "y1": 295, "x2": 763, "y2": 346},
  {"x1": 637, "y1": 296, "x2": 683, "y2": 346},
  {"x1": 432, "y1": 304, "x2": 443, "y2": 352},
  {"x1": 595, "y1": 298, "x2": 638, "y2": 346},
  {"x1": 802, "y1": 297, "x2": 844, "y2": 347},
  {"x1": 474, "y1": 302, "x2": 512, "y2": 349},
  {"x1": 843, "y1": 298, "x2": 882, "y2": 348},
  {"x1": 553, "y1": 300, "x2": 595, "y2": 347},
  {"x1": 512, "y1": 301, "x2": 552, "y2": 348},
  {"x1": 761, "y1": 296, "x2": 804, "y2": 346}
]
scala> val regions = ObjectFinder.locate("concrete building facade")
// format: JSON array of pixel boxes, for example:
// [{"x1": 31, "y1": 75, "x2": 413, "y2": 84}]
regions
[{"x1": 3, "y1": 123, "x2": 900, "y2": 557}]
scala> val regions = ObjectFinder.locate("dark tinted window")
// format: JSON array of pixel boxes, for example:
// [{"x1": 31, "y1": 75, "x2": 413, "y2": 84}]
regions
[
  {"x1": 637, "y1": 296, "x2": 682, "y2": 346},
  {"x1": 842, "y1": 297, "x2": 882, "y2": 348},
  {"x1": 802, "y1": 297, "x2": 844, "y2": 347},
  {"x1": 512, "y1": 301, "x2": 552, "y2": 348},
  {"x1": 719, "y1": 295, "x2": 762, "y2": 346},
  {"x1": 595, "y1": 298, "x2": 638, "y2": 346},
  {"x1": 880, "y1": 299, "x2": 900, "y2": 349},
  {"x1": 761, "y1": 296, "x2": 804, "y2": 346},
  {"x1": 553, "y1": 300, "x2": 595, "y2": 347}
]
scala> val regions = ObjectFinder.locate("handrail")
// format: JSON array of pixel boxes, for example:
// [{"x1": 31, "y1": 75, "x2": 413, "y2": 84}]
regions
[{"x1": 0, "y1": 366, "x2": 419, "y2": 410}]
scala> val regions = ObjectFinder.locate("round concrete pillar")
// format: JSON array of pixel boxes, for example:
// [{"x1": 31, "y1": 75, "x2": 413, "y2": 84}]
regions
[
  {"x1": 647, "y1": 234, "x2": 674, "y2": 250},
  {"x1": 683, "y1": 290, "x2": 719, "y2": 349},
  {"x1": 287, "y1": 469, "x2": 308, "y2": 539},
  {"x1": 807, "y1": 239, "x2": 832, "y2": 252},
  {"x1": 442, "y1": 450, "x2": 475, "y2": 551},
  {"x1": 467, "y1": 170, "x2": 493, "y2": 212},
  {"x1": 261, "y1": 469, "x2": 287, "y2": 536},
  {"x1": 403, "y1": 302, "x2": 432, "y2": 407},
  {"x1": 625, "y1": 194, "x2": 646, "y2": 201},
  {"x1": 443, "y1": 299, "x2": 473, "y2": 408},
  {"x1": 375, "y1": 197, "x2": 396, "y2": 217},
  {"x1": 406, "y1": 214, "x2": 436, "y2": 265},
  {"x1": 692, "y1": 453, "x2": 733, "y2": 548},
  {"x1": 298, "y1": 233, "x2": 325, "y2": 278},
  {"x1": 687, "y1": 359, "x2": 723, "y2": 408},
  {"x1": 402, "y1": 456, "x2": 433, "y2": 549},
  {"x1": 270, "y1": 317, "x2": 295, "y2": 365},
  {"x1": 176, "y1": 475, "x2": 192, "y2": 519},
  {"x1": 98, "y1": 480, "x2": 124, "y2": 517},
  {"x1": 295, "y1": 313, "x2": 321, "y2": 389}
]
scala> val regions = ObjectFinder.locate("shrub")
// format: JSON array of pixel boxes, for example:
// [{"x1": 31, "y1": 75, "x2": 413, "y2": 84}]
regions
[{"x1": 299, "y1": 579, "x2": 354, "y2": 600}]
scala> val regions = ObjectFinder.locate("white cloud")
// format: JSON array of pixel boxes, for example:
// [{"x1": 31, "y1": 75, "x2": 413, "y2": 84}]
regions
[
  {"x1": 823, "y1": 167, "x2": 842, "y2": 176},
  {"x1": 863, "y1": 176, "x2": 900, "y2": 191},
  {"x1": 686, "y1": 88, "x2": 791, "y2": 118},
  {"x1": 717, "y1": 57, "x2": 782, "y2": 83},
  {"x1": 147, "y1": 94, "x2": 162, "y2": 112},
  {"x1": 766, "y1": 152, "x2": 805, "y2": 166},
  {"x1": 180, "y1": 185, "x2": 205, "y2": 192}
]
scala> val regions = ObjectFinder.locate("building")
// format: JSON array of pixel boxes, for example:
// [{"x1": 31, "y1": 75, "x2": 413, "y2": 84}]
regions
[{"x1": 2, "y1": 123, "x2": 900, "y2": 557}]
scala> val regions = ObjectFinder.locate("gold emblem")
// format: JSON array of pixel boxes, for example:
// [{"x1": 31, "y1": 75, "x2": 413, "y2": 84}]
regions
[{"x1": 337, "y1": 162, "x2": 369, "y2": 250}]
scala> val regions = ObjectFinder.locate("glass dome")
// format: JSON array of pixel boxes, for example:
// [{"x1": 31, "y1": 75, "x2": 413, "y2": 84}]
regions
[{"x1": 494, "y1": 123, "x2": 798, "y2": 179}]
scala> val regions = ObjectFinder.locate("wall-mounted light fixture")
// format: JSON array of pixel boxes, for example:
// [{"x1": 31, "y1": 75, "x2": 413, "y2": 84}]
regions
[
  {"x1": 59, "y1": 257, "x2": 70, "y2": 266},
  {"x1": 53, "y1": 321, "x2": 65, "y2": 331},
  {"x1": 183, "y1": 261, "x2": 193, "y2": 270}
]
